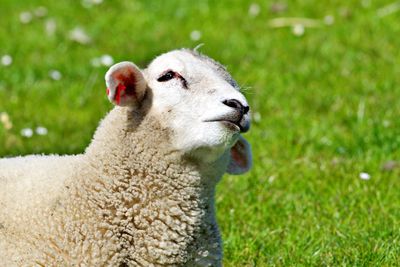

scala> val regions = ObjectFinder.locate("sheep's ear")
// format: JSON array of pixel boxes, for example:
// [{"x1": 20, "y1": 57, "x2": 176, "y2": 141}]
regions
[
  {"x1": 105, "y1": 62, "x2": 147, "y2": 106},
  {"x1": 227, "y1": 136, "x2": 252, "y2": 175}
]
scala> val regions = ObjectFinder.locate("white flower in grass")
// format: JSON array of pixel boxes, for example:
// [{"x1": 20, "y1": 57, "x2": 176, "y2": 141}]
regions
[
  {"x1": 359, "y1": 172, "x2": 371, "y2": 180},
  {"x1": 82, "y1": 0, "x2": 103, "y2": 8},
  {"x1": 100, "y1": 55, "x2": 114, "y2": 67},
  {"x1": 91, "y1": 55, "x2": 114, "y2": 67},
  {"x1": 252, "y1": 111, "x2": 261, "y2": 123},
  {"x1": 20, "y1": 11, "x2": 33, "y2": 24},
  {"x1": 324, "y1": 15, "x2": 335, "y2": 25},
  {"x1": 190, "y1": 30, "x2": 202, "y2": 41},
  {"x1": 383, "y1": 120, "x2": 390, "y2": 127},
  {"x1": 21, "y1": 128, "x2": 33, "y2": 138},
  {"x1": 49, "y1": 70, "x2": 62, "y2": 80},
  {"x1": 1, "y1": 55, "x2": 12, "y2": 66},
  {"x1": 34, "y1": 6, "x2": 48, "y2": 18},
  {"x1": 36, "y1": 126, "x2": 48, "y2": 136},
  {"x1": 68, "y1": 27, "x2": 91, "y2": 45},
  {"x1": 0, "y1": 112, "x2": 13, "y2": 130},
  {"x1": 292, "y1": 24, "x2": 305, "y2": 36},
  {"x1": 268, "y1": 175, "x2": 276, "y2": 183},
  {"x1": 248, "y1": 3, "x2": 261, "y2": 17},
  {"x1": 45, "y1": 19, "x2": 57, "y2": 36}
]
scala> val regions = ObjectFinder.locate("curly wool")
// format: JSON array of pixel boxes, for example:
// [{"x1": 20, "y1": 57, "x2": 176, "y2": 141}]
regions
[{"x1": 0, "y1": 107, "x2": 227, "y2": 266}]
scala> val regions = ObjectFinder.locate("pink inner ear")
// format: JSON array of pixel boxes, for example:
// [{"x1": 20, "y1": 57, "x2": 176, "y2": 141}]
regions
[
  {"x1": 115, "y1": 84, "x2": 126, "y2": 105},
  {"x1": 115, "y1": 73, "x2": 137, "y2": 94},
  {"x1": 112, "y1": 71, "x2": 137, "y2": 104},
  {"x1": 231, "y1": 142, "x2": 248, "y2": 168}
]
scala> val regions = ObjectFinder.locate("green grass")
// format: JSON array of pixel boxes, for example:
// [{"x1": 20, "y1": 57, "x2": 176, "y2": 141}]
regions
[{"x1": 1, "y1": 0, "x2": 400, "y2": 265}]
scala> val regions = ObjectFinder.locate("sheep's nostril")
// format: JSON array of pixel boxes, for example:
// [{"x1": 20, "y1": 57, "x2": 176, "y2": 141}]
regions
[{"x1": 223, "y1": 99, "x2": 249, "y2": 115}]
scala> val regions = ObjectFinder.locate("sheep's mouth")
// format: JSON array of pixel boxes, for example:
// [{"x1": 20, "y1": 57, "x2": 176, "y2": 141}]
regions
[
  {"x1": 204, "y1": 117, "x2": 250, "y2": 133},
  {"x1": 214, "y1": 120, "x2": 241, "y2": 132}
]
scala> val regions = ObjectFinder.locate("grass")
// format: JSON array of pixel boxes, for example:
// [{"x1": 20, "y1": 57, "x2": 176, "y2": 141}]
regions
[{"x1": 1, "y1": 0, "x2": 400, "y2": 265}]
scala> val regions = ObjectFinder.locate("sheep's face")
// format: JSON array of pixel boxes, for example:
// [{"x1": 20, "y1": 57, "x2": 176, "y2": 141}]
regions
[{"x1": 105, "y1": 49, "x2": 252, "y2": 174}]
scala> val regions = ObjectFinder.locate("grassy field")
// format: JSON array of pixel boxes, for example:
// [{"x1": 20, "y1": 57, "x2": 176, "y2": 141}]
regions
[{"x1": 1, "y1": 0, "x2": 400, "y2": 265}]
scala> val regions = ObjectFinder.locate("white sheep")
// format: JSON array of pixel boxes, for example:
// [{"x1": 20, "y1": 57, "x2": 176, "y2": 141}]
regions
[{"x1": 0, "y1": 49, "x2": 252, "y2": 266}]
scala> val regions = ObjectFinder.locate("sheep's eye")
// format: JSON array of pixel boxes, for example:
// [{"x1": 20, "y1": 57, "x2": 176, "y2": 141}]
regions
[{"x1": 157, "y1": 71, "x2": 175, "y2": 82}]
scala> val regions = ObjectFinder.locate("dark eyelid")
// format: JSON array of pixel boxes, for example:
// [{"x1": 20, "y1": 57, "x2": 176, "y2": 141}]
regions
[
  {"x1": 157, "y1": 70, "x2": 188, "y2": 89},
  {"x1": 157, "y1": 70, "x2": 175, "y2": 82}
]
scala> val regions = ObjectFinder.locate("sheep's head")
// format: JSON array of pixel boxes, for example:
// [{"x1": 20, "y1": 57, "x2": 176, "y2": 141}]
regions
[{"x1": 105, "y1": 49, "x2": 251, "y2": 174}]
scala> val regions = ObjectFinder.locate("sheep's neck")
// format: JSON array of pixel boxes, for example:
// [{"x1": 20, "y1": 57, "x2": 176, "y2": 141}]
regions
[
  {"x1": 85, "y1": 106, "x2": 224, "y2": 187},
  {"x1": 84, "y1": 106, "x2": 221, "y2": 187}
]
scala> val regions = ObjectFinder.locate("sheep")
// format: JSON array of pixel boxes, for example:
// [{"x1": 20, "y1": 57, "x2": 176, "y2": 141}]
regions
[{"x1": 0, "y1": 49, "x2": 252, "y2": 266}]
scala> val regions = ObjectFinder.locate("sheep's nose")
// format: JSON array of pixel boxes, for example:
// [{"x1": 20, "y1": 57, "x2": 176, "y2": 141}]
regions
[{"x1": 222, "y1": 99, "x2": 250, "y2": 115}]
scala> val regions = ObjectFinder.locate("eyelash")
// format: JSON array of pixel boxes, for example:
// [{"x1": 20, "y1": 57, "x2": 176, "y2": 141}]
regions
[{"x1": 157, "y1": 70, "x2": 188, "y2": 89}]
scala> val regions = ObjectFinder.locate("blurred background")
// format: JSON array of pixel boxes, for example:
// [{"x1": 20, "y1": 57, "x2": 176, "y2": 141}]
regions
[{"x1": 1, "y1": 0, "x2": 400, "y2": 265}]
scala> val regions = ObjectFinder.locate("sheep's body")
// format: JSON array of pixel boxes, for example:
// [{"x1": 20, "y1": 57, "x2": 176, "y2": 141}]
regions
[
  {"x1": 1, "y1": 109, "x2": 223, "y2": 266},
  {"x1": 0, "y1": 49, "x2": 251, "y2": 266}
]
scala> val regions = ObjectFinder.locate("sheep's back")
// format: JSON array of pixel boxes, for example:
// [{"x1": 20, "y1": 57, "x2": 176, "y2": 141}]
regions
[{"x1": 0, "y1": 155, "x2": 81, "y2": 211}]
